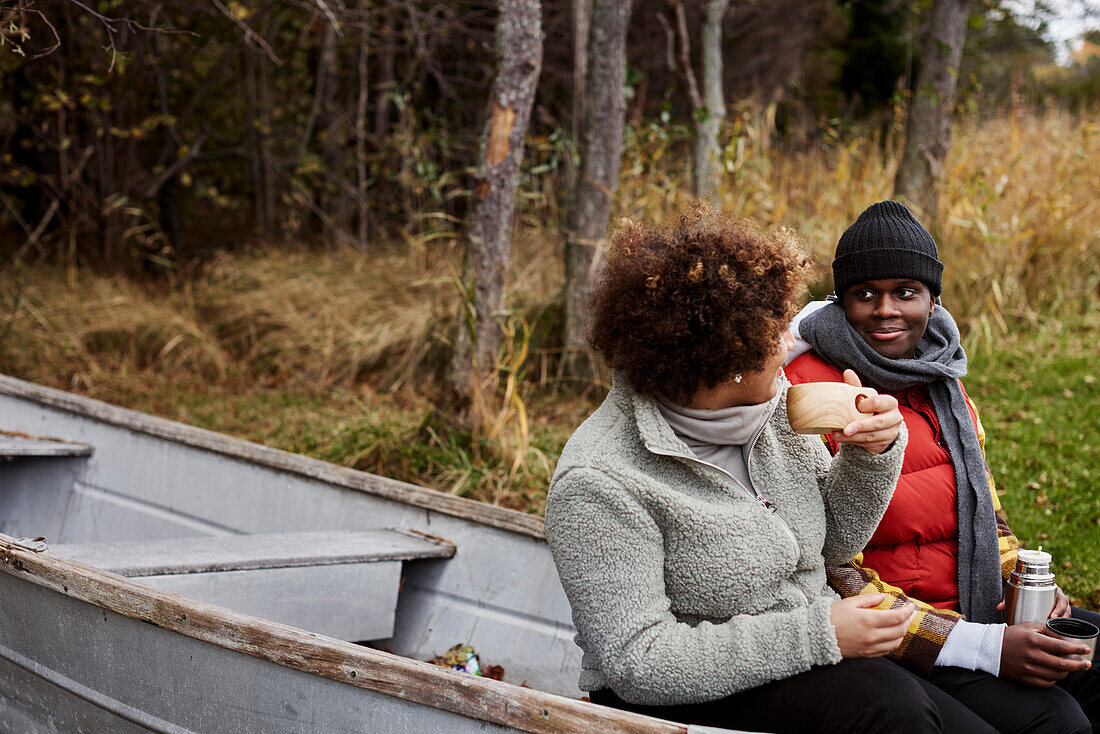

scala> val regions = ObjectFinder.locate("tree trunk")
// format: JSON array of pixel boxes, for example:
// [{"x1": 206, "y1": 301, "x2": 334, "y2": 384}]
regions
[
  {"x1": 355, "y1": 7, "x2": 371, "y2": 249},
  {"x1": 571, "y1": 0, "x2": 590, "y2": 141},
  {"x1": 893, "y1": 0, "x2": 970, "y2": 220},
  {"x1": 300, "y1": 15, "x2": 337, "y2": 162},
  {"x1": 692, "y1": 0, "x2": 730, "y2": 200},
  {"x1": 373, "y1": 8, "x2": 397, "y2": 140},
  {"x1": 445, "y1": 0, "x2": 543, "y2": 430},
  {"x1": 563, "y1": 0, "x2": 632, "y2": 374},
  {"x1": 244, "y1": 48, "x2": 269, "y2": 236},
  {"x1": 565, "y1": 0, "x2": 590, "y2": 263},
  {"x1": 258, "y1": 53, "x2": 277, "y2": 237}
]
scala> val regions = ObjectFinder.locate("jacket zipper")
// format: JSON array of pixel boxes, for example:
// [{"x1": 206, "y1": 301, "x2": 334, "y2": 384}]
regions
[
  {"x1": 740, "y1": 393, "x2": 809, "y2": 606},
  {"x1": 647, "y1": 443, "x2": 811, "y2": 606},
  {"x1": 644, "y1": 396, "x2": 804, "y2": 568},
  {"x1": 644, "y1": 387, "x2": 811, "y2": 606},
  {"x1": 743, "y1": 420, "x2": 803, "y2": 569}
]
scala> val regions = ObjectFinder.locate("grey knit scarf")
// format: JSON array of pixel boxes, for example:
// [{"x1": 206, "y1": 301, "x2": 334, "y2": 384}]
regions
[{"x1": 799, "y1": 300, "x2": 1002, "y2": 623}]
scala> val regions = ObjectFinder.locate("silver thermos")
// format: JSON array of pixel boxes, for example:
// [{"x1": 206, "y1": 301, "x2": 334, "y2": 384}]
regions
[{"x1": 1004, "y1": 549, "x2": 1057, "y2": 625}]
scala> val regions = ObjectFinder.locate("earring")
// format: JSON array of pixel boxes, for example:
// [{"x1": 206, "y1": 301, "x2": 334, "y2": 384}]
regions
[{"x1": 734, "y1": 373, "x2": 742, "y2": 383}]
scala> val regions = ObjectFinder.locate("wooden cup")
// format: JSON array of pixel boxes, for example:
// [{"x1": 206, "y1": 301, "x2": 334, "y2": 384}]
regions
[{"x1": 786, "y1": 382, "x2": 878, "y2": 435}]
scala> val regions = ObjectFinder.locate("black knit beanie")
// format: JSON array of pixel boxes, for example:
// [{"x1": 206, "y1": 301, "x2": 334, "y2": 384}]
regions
[{"x1": 832, "y1": 200, "x2": 943, "y2": 297}]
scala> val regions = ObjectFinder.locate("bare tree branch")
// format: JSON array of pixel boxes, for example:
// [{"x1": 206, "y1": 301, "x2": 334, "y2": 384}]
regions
[
  {"x1": 18, "y1": 7, "x2": 62, "y2": 57},
  {"x1": 313, "y1": 0, "x2": 344, "y2": 38},
  {"x1": 668, "y1": 0, "x2": 702, "y2": 110},
  {"x1": 14, "y1": 199, "x2": 59, "y2": 260},
  {"x1": 140, "y1": 135, "x2": 206, "y2": 199},
  {"x1": 210, "y1": 0, "x2": 282, "y2": 65},
  {"x1": 655, "y1": 11, "x2": 676, "y2": 74}
]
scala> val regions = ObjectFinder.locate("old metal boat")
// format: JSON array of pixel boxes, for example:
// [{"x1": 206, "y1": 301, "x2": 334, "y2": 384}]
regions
[{"x1": 0, "y1": 374, "x2": 739, "y2": 733}]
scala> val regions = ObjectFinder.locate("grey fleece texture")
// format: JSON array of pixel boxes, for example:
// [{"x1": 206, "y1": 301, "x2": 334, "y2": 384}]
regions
[{"x1": 544, "y1": 375, "x2": 908, "y2": 706}]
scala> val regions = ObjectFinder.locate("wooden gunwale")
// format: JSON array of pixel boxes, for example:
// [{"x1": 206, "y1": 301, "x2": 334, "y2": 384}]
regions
[
  {"x1": 0, "y1": 375, "x2": 544, "y2": 539},
  {"x1": 0, "y1": 533, "x2": 683, "y2": 734}
]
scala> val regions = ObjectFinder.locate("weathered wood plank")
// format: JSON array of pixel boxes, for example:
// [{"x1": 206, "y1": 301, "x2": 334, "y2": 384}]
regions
[
  {"x1": 0, "y1": 375, "x2": 544, "y2": 539},
  {"x1": 0, "y1": 431, "x2": 93, "y2": 458},
  {"x1": 50, "y1": 528, "x2": 454, "y2": 577},
  {"x1": 0, "y1": 533, "x2": 687, "y2": 734}
]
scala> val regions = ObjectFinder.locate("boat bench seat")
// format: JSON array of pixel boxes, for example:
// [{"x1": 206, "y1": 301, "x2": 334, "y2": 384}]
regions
[
  {"x1": 51, "y1": 528, "x2": 454, "y2": 641},
  {"x1": 0, "y1": 433, "x2": 93, "y2": 459}
]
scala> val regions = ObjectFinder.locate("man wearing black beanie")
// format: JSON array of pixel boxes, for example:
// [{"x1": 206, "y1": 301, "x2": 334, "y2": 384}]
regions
[
  {"x1": 786, "y1": 200, "x2": 1100, "y2": 734},
  {"x1": 831, "y1": 200, "x2": 944, "y2": 300}
]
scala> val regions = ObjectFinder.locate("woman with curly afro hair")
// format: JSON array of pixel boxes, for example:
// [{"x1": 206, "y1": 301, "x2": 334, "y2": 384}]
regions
[{"x1": 544, "y1": 207, "x2": 983, "y2": 733}]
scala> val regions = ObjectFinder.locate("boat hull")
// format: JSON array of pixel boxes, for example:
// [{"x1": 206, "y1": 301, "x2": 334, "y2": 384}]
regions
[
  {"x1": 0, "y1": 571, "x2": 514, "y2": 734},
  {"x1": 0, "y1": 375, "x2": 748, "y2": 734},
  {"x1": 0, "y1": 375, "x2": 578, "y2": 696}
]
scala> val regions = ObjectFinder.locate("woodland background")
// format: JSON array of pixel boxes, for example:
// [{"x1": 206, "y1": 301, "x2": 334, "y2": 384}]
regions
[{"x1": 1, "y1": 0, "x2": 1099, "y2": 601}]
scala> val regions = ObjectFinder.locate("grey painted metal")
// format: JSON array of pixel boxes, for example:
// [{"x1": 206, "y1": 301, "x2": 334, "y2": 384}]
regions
[
  {"x1": 0, "y1": 433, "x2": 93, "y2": 457},
  {"x1": 134, "y1": 563, "x2": 404, "y2": 641},
  {"x1": 0, "y1": 375, "x2": 760, "y2": 734},
  {"x1": 50, "y1": 528, "x2": 455, "y2": 576},
  {"x1": 2, "y1": 532, "x2": 722, "y2": 734},
  {"x1": 0, "y1": 378, "x2": 582, "y2": 697},
  {"x1": 0, "y1": 573, "x2": 516, "y2": 734},
  {"x1": 48, "y1": 529, "x2": 455, "y2": 641},
  {"x1": 0, "y1": 374, "x2": 542, "y2": 537},
  {"x1": 0, "y1": 655, "x2": 167, "y2": 734},
  {"x1": 0, "y1": 456, "x2": 95, "y2": 541}
]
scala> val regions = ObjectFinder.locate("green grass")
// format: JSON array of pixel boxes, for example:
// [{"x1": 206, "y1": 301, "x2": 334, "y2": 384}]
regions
[
  {"x1": 68, "y1": 372, "x2": 573, "y2": 515},
  {"x1": 63, "y1": 309, "x2": 1100, "y2": 605},
  {"x1": 966, "y1": 309, "x2": 1100, "y2": 607},
  {"x1": 2, "y1": 106, "x2": 1096, "y2": 604}
]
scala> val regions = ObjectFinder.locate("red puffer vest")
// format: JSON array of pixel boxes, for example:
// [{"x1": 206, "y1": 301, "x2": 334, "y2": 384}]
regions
[{"x1": 786, "y1": 352, "x2": 980, "y2": 611}]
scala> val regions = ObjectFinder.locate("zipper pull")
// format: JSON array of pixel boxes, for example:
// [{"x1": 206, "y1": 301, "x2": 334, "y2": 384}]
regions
[{"x1": 761, "y1": 499, "x2": 778, "y2": 513}]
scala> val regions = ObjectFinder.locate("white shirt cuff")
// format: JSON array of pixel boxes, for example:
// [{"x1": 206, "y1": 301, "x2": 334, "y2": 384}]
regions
[
  {"x1": 934, "y1": 620, "x2": 1006, "y2": 676},
  {"x1": 785, "y1": 300, "x2": 830, "y2": 365}
]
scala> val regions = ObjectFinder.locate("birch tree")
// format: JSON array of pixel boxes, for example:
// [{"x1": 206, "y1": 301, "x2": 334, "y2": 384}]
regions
[
  {"x1": 694, "y1": 0, "x2": 731, "y2": 199},
  {"x1": 665, "y1": 0, "x2": 731, "y2": 199},
  {"x1": 563, "y1": 0, "x2": 633, "y2": 373},
  {"x1": 445, "y1": 0, "x2": 543, "y2": 429},
  {"x1": 894, "y1": 0, "x2": 971, "y2": 219}
]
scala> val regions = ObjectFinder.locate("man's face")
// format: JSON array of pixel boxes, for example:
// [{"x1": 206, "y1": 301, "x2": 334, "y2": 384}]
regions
[{"x1": 840, "y1": 278, "x2": 935, "y2": 360}]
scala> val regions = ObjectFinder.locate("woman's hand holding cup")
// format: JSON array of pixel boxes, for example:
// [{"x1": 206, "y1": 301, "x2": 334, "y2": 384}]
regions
[{"x1": 832, "y1": 370, "x2": 903, "y2": 455}]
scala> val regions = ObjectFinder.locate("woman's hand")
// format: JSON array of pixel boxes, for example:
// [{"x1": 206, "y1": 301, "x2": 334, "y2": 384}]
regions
[
  {"x1": 830, "y1": 593, "x2": 916, "y2": 658},
  {"x1": 831, "y1": 370, "x2": 903, "y2": 455},
  {"x1": 1000, "y1": 622, "x2": 1092, "y2": 687}
]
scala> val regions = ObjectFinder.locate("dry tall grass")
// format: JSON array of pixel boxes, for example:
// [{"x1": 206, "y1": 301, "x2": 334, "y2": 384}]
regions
[
  {"x1": 3, "y1": 108, "x2": 1095, "y2": 392},
  {"x1": 618, "y1": 106, "x2": 1099, "y2": 341},
  {"x1": 3, "y1": 109, "x2": 1096, "y2": 384}
]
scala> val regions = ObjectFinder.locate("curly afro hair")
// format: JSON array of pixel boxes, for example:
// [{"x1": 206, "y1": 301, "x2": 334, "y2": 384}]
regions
[{"x1": 589, "y1": 206, "x2": 810, "y2": 403}]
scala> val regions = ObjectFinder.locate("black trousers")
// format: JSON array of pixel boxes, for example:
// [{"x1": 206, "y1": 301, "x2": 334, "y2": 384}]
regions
[
  {"x1": 917, "y1": 606, "x2": 1100, "y2": 734},
  {"x1": 592, "y1": 607, "x2": 1100, "y2": 734},
  {"x1": 590, "y1": 657, "x2": 998, "y2": 734}
]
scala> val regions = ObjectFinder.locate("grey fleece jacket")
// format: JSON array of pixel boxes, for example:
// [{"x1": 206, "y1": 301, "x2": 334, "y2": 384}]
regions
[{"x1": 544, "y1": 375, "x2": 907, "y2": 706}]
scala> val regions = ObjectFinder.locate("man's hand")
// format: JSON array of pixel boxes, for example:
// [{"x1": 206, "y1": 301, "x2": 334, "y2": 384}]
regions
[
  {"x1": 831, "y1": 370, "x2": 903, "y2": 455},
  {"x1": 830, "y1": 593, "x2": 916, "y2": 658},
  {"x1": 1000, "y1": 622, "x2": 1092, "y2": 687},
  {"x1": 1050, "y1": 587, "x2": 1072, "y2": 618}
]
